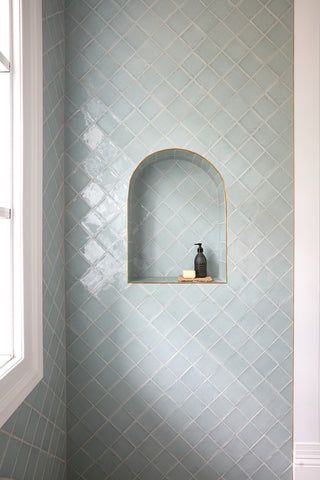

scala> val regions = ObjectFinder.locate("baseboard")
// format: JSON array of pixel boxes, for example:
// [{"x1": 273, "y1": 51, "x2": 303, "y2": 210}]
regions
[
  {"x1": 294, "y1": 443, "x2": 320, "y2": 479},
  {"x1": 295, "y1": 465, "x2": 320, "y2": 480},
  {"x1": 295, "y1": 443, "x2": 320, "y2": 466}
]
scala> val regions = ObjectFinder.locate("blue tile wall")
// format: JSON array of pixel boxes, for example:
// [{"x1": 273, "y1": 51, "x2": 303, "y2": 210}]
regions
[
  {"x1": 65, "y1": 1, "x2": 293, "y2": 480},
  {"x1": 0, "y1": 1, "x2": 66, "y2": 478}
]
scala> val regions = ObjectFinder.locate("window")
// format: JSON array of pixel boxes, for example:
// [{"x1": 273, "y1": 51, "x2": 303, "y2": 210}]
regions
[
  {"x1": 0, "y1": 0, "x2": 13, "y2": 370},
  {"x1": 0, "y1": 0, "x2": 42, "y2": 427}
]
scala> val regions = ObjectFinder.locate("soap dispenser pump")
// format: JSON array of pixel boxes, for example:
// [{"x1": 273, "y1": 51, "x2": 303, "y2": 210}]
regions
[{"x1": 194, "y1": 243, "x2": 207, "y2": 278}]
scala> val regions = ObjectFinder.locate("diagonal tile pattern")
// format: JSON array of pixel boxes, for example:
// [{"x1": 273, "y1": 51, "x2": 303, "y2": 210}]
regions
[
  {"x1": 0, "y1": 0, "x2": 67, "y2": 478},
  {"x1": 65, "y1": 0, "x2": 293, "y2": 479}
]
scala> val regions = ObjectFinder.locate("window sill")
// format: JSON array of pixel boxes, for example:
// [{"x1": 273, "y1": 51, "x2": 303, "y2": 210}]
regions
[{"x1": 0, "y1": 355, "x2": 12, "y2": 370}]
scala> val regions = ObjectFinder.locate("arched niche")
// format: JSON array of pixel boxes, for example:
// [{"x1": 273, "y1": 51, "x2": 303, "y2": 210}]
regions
[{"x1": 127, "y1": 149, "x2": 227, "y2": 284}]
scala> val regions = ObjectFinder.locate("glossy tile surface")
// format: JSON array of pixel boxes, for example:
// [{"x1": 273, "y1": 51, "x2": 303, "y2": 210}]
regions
[
  {"x1": 65, "y1": 0, "x2": 293, "y2": 479},
  {"x1": 0, "y1": 1, "x2": 66, "y2": 478}
]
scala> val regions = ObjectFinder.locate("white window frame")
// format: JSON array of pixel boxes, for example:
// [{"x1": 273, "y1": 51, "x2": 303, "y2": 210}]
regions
[
  {"x1": 294, "y1": 0, "x2": 320, "y2": 478},
  {"x1": 0, "y1": 0, "x2": 42, "y2": 427}
]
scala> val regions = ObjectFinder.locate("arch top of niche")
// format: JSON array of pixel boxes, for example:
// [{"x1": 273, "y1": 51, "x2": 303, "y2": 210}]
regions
[{"x1": 127, "y1": 148, "x2": 227, "y2": 284}]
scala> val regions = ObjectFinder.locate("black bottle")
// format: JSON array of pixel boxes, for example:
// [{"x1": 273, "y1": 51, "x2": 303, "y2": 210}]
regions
[{"x1": 194, "y1": 243, "x2": 207, "y2": 278}]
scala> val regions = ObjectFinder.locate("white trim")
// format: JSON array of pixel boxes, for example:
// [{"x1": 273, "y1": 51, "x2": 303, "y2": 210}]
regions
[
  {"x1": 294, "y1": 0, "x2": 320, "y2": 453},
  {"x1": 0, "y1": 0, "x2": 43, "y2": 427},
  {"x1": 295, "y1": 443, "x2": 320, "y2": 467},
  {"x1": 294, "y1": 444, "x2": 320, "y2": 480},
  {"x1": 295, "y1": 466, "x2": 320, "y2": 480}
]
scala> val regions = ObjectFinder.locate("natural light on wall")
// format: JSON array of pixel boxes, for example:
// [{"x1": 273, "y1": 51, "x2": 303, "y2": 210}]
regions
[
  {"x1": 0, "y1": 0, "x2": 42, "y2": 428},
  {"x1": 0, "y1": 0, "x2": 14, "y2": 369}
]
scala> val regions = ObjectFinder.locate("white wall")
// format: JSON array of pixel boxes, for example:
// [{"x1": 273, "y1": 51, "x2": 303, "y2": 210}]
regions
[{"x1": 294, "y1": 0, "x2": 320, "y2": 476}]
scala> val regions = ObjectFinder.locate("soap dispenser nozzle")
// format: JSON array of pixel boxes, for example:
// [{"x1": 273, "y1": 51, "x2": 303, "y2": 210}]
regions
[{"x1": 194, "y1": 243, "x2": 203, "y2": 253}]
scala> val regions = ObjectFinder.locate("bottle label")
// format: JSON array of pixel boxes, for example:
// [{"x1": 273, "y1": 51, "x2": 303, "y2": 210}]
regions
[{"x1": 196, "y1": 262, "x2": 206, "y2": 277}]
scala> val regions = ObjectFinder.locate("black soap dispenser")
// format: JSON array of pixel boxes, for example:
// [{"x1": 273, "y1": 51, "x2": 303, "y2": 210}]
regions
[{"x1": 194, "y1": 243, "x2": 207, "y2": 278}]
